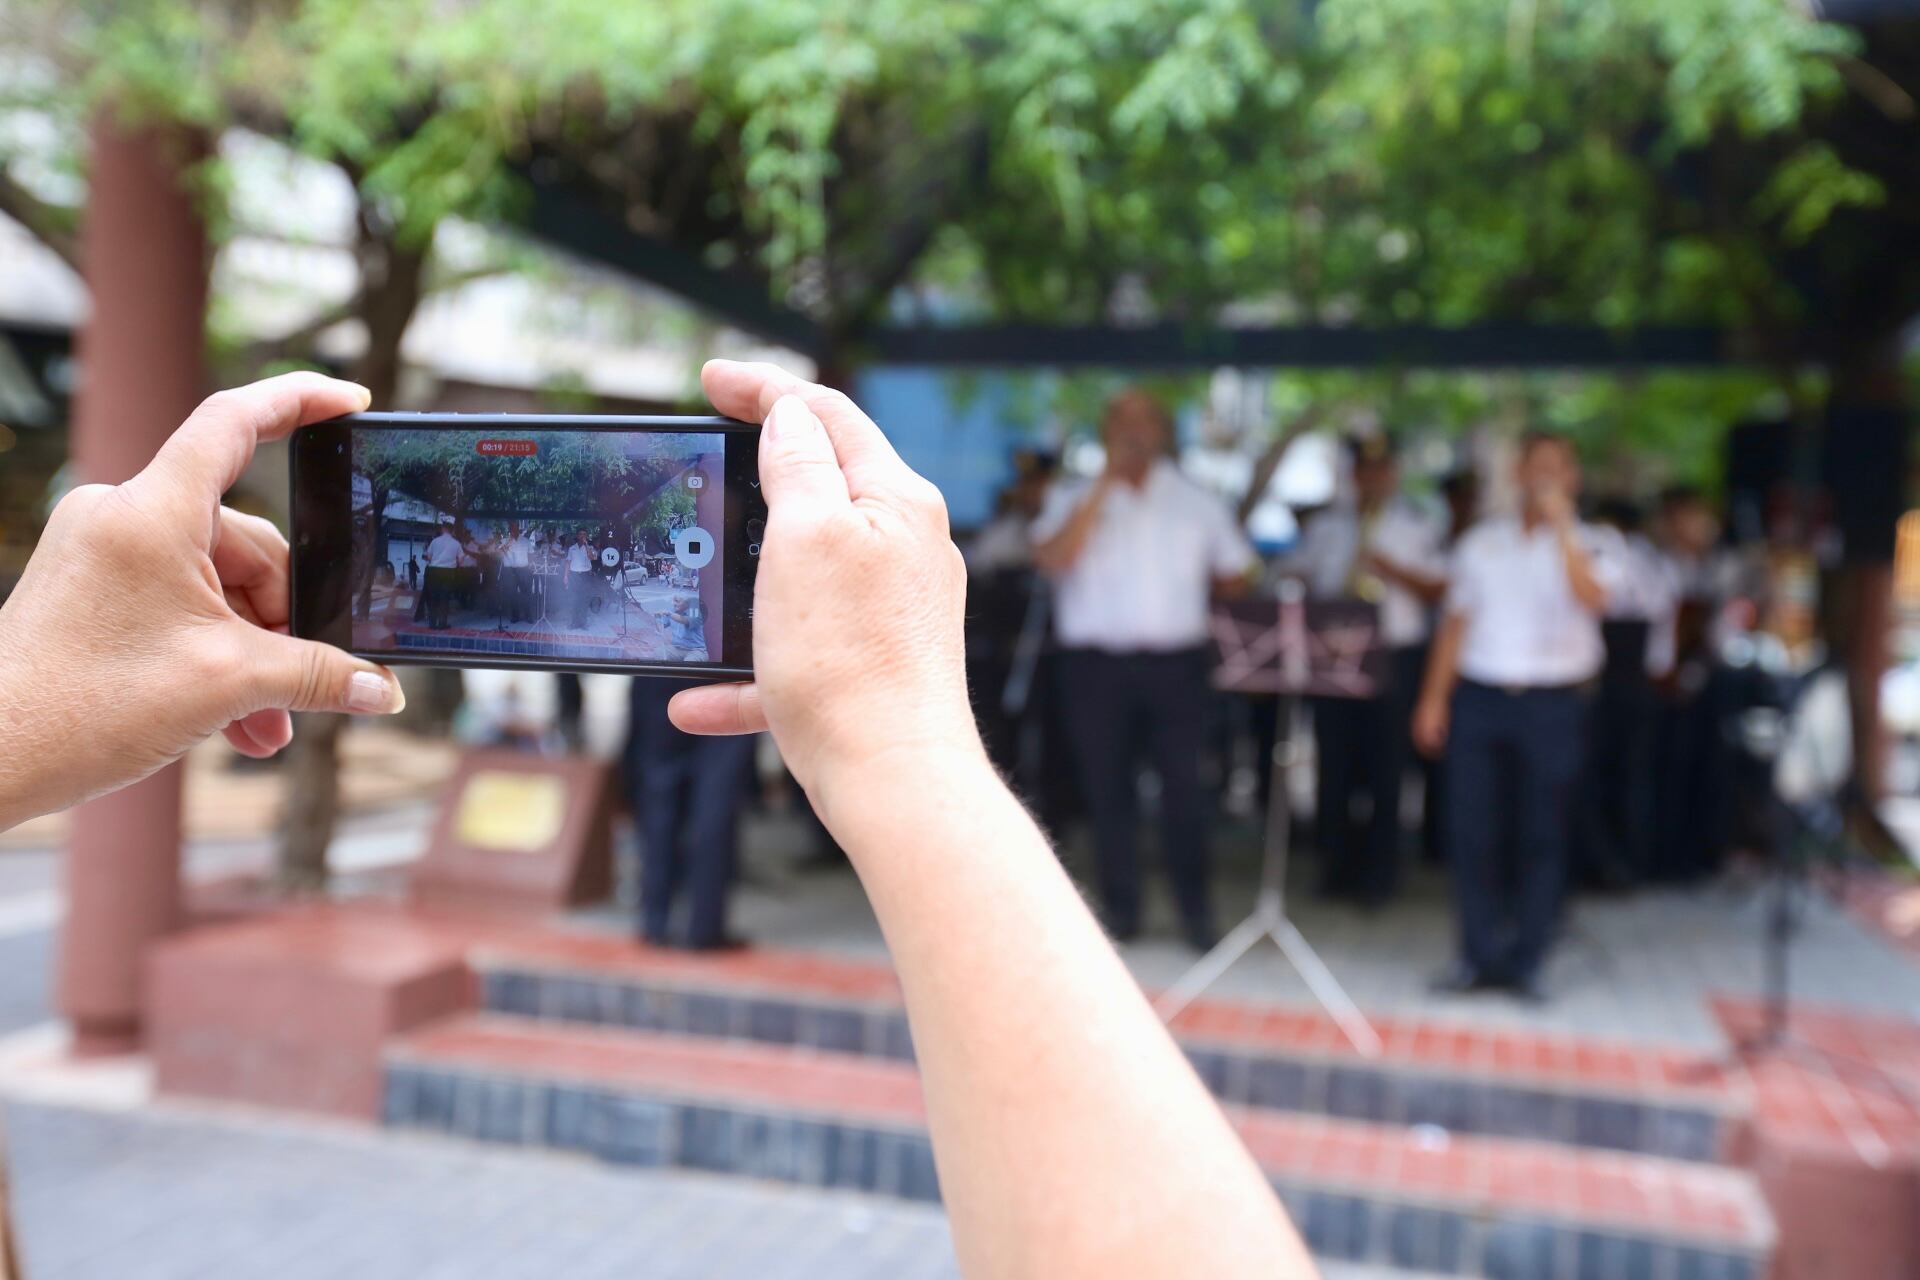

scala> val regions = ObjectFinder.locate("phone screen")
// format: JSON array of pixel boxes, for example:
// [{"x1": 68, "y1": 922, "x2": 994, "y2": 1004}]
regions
[{"x1": 291, "y1": 413, "x2": 761, "y2": 676}]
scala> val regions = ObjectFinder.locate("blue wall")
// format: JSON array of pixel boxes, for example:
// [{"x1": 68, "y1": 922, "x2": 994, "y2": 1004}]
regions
[{"x1": 855, "y1": 368, "x2": 1038, "y2": 529}]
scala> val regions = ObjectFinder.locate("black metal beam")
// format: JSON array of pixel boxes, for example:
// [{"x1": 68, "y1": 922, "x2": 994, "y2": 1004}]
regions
[
  {"x1": 522, "y1": 182, "x2": 828, "y2": 359},
  {"x1": 517, "y1": 169, "x2": 1751, "y2": 372},
  {"x1": 1811, "y1": 0, "x2": 1920, "y2": 26},
  {"x1": 860, "y1": 322, "x2": 1742, "y2": 370}
]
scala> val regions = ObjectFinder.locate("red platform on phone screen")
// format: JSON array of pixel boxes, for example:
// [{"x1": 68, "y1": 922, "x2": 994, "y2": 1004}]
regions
[{"x1": 476, "y1": 439, "x2": 538, "y2": 457}]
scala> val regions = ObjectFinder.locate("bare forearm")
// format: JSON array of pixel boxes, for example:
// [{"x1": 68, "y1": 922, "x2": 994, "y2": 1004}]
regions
[
  {"x1": 1032, "y1": 487, "x2": 1107, "y2": 576},
  {"x1": 811, "y1": 751, "x2": 1311, "y2": 1280},
  {"x1": 0, "y1": 662, "x2": 41, "y2": 832},
  {"x1": 0, "y1": 610, "x2": 74, "y2": 831},
  {"x1": 1212, "y1": 569, "x2": 1255, "y2": 600},
  {"x1": 1558, "y1": 531, "x2": 1608, "y2": 612},
  {"x1": 1371, "y1": 556, "x2": 1446, "y2": 603},
  {"x1": 1420, "y1": 613, "x2": 1464, "y2": 707}
]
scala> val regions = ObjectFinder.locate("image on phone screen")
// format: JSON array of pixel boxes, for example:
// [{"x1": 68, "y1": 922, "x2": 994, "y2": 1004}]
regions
[{"x1": 292, "y1": 414, "x2": 760, "y2": 676}]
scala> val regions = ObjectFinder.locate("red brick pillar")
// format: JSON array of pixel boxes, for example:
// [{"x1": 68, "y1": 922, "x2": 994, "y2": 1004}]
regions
[{"x1": 57, "y1": 118, "x2": 210, "y2": 1055}]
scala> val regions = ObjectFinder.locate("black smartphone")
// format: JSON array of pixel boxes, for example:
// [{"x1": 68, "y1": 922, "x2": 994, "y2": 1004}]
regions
[{"x1": 290, "y1": 412, "x2": 762, "y2": 677}]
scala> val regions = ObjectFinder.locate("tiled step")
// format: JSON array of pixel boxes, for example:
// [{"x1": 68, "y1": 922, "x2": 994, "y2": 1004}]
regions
[
  {"x1": 471, "y1": 938, "x2": 1740, "y2": 1163},
  {"x1": 385, "y1": 1014, "x2": 1773, "y2": 1280}
]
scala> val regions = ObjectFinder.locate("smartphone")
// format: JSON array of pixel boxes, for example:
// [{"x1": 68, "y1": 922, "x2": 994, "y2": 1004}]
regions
[{"x1": 290, "y1": 412, "x2": 762, "y2": 677}]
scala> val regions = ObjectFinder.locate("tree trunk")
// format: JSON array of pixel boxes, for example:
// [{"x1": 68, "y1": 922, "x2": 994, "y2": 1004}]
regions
[
  {"x1": 275, "y1": 212, "x2": 428, "y2": 892},
  {"x1": 354, "y1": 483, "x2": 388, "y2": 621}
]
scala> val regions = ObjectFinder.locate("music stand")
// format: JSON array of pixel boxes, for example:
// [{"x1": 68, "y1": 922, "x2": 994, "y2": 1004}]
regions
[
  {"x1": 1155, "y1": 581, "x2": 1385, "y2": 1057},
  {"x1": 530, "y1": 559, "x2": 559, "y2": 632}
]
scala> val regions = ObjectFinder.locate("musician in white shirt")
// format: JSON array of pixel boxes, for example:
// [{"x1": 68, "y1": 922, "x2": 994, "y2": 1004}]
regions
[
  {"x1": 1032, "y1": 388, "x2": 1257, "y2": 949},
  {"x1": 1581, "y1": 500, "x2": 1677, "y2": 888},
  {"x1": 419, "y1": 519, "x2": 466, "y2": 630},
  {"x1": 1289, "y1": 437, "x2": 1446, "y2": 907},
  {"x1": 1413, "y1": 431, "x2": 1624, "y2": 1001},
  {"x1": 497, "y1": 520, "x2": 533, "y2": 624},
  {"x1": 564, "y1": 528, "x2": 597, "y2": 629}
]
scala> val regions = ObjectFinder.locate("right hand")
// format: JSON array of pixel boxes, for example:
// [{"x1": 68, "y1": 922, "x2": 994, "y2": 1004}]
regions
[
  {"x1": 667, "y1": 361, "x2": 982, "y2": 808},
  {"x1": 1533, "y1": 483, "x2": 1574, "y2": 530},
  {"x1": 1412, "y1": 695, "x2": 1450, "y2": 757}
]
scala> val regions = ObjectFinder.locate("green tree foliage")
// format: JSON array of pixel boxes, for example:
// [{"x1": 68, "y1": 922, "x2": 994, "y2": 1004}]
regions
[
  {"x1": 17, "y1": 0, "x2": 1891, "y2": 466},
  {"x1": 1306, "y1": 0, "x2": 1873, "y2": 336},
  {"x1": 352, "y1": 427, "x2": 711, "y2": 518},
  {"x1": 33, "y1": 0, "x2": 1873, "y2": 327},
  {"x1": 630, "y1": 483, "x2": 697, "y2": 553}
]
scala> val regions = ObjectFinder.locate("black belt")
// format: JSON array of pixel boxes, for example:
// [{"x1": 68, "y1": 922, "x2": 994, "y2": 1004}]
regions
[{"x1": 1459, "y1": 677, "x2": 1593, "y2": 697}]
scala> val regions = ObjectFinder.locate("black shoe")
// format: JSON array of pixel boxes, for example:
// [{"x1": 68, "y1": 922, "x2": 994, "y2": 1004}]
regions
[
  {"x1": 1183, "y1": 924, "x2": 1221, "y2": 954},
  {"x1": 682, "y1": 932, "x2": 752, "y2": 953},
  {"x1": 1509, "y1": 973, "x2": 1549, "y2": 1005},
  {"x1": 1428, "y1": 962, "x2": 1492, "y2": 996}
]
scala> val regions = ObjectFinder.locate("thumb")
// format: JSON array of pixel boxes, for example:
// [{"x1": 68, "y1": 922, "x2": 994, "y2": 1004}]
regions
[
  {"x1": 668, "y1": 681, "x2": 768, "y2": 736},
  {"x1": 760, "y1": 394, "x2": 849, "y2": 517},
  {"x1": 240, "y1": 628, "x2": 406, "y2": 716}
]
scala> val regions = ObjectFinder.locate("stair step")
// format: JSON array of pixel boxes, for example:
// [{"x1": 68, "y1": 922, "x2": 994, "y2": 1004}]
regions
[
  {"x1": 386, "y1": 1014, "x2": 1772, "y2": 1280},
  {"x1": 472, "y1": 939, "x2": 1739, "y2": 1163}
]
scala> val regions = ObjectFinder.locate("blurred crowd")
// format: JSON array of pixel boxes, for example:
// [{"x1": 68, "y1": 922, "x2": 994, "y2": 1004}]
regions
[
  {"x1": 445, "y1": 389, "x2": 1824, "y2": 1000},
  {"x1": 959, "y1": 390, "x2": 1820, "y2": 1002}
]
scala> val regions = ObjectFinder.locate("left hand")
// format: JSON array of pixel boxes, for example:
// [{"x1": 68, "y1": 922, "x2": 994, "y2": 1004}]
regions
[{"x1": 0, "y1": 373, "x2": 406, "y2": 830}]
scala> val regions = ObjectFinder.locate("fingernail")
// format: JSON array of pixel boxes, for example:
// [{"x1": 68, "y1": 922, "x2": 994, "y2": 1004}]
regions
[
  {"x1": 350, "y1": 383, "x2": 373, "y2": 411},
  {"x1": 767, "y1": 395, "x2": 816, "y2": 441},
  {"x1": 345, "y1": 671, "x2": 402, "y2": 714}
]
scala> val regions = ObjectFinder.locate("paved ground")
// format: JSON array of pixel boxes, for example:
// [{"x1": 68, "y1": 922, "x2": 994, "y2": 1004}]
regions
[
  {"x1": 6, "y1": 1103, "x2": 961, "y2": 1280},
  {"x1": 4, "y1": 1102, "x2": 1427, "y2": 1280},
  {"x1": 1, "y1": 770, "x2": 1915, "y2": 1276},
  {"x1": 701, "y1": 810, "x2": 1920, "y2": 1048}
]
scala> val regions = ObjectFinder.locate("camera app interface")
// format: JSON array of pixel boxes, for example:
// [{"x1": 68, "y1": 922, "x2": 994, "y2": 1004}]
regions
[{"x1": 348, "y1": 427, "x2": 726, "y2": 664}]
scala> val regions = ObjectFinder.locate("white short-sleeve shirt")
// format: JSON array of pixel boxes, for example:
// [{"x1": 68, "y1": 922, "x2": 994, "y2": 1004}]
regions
[
  {"x1": 1032, "y1": 460, "x2": 1256, "y2": 652},
  {"x1": 501, "y1": 534, "x2": 531, "y2": 569},
  {"x1": 1290, "y1": 496, "x2": 1445, "y2": 647},
  {"x1": 1446, "y1": 514, "x2": 1626, "y2": 687},
  {"x1": 425, "y1": 531, "x2": 465, "y2": 569}
]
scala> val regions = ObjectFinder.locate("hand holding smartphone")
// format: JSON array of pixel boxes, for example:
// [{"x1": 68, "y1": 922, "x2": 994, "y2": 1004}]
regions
[{"x1": 290, "y1": 413, "x2": 763, "y2": 676}]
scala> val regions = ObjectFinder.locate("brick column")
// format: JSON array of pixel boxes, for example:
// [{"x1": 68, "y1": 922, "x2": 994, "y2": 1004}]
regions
[{"x1": 57, "y1": 117, "x2": 210, "y2": 1055}]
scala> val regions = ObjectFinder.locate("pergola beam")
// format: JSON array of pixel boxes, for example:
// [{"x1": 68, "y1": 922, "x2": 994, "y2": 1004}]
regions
[
  {"x1": 519, "y1": 182, "x2": 1748, "y2": 373},
  {"x1": 522, "y1": 182, "x2": 828, "y2": 359},
  {"x1": 860, "y1": 321, "x2": 1743, "y2": 371}
]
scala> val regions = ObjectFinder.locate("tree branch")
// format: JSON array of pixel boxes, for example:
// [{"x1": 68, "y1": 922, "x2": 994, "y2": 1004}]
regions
[
  {"x1": 230, "y1": 263, "x2": 511, "y2": 373},
  {"x1": 0, "y1": 166, "x2": 82, "y2": 274}
]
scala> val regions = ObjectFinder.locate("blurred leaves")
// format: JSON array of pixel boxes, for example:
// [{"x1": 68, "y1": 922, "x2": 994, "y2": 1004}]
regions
[{"x1": 4, "y1": 0, "x2": 1892, "y2": 339}]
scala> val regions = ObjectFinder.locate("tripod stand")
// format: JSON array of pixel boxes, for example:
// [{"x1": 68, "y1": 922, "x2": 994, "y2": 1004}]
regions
[
  {"x1": 1685, "y1": 665, "x2": 1914, "y2": 1104},
  {"x1": 1156, "y1": 696, "x2": 1383, "y2": 1057}
]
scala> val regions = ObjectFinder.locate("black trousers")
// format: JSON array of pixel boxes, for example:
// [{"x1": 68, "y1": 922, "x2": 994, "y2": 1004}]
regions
[
  {"x1": 498, "y1": 565, "x2": 530, "y2": 622},
  {"x1": 624, "y1": 679, "x2": 757, "y2": 947},
  {"x1": 421, "y1": 567, "x2": 459, "y2": 629},
  {"x1": 1311, "y1": 644, "x2": 1424, "y2": 906},
  {"x1": 1445, "y1": 680, "x2": 1588, "y2": 985},
  {"x1": 568, "y1": 574, "x2": 594, "y2": 629},
  {"x1": 1581, "y1": 671, "x2": 1658, "y2": 886},
  {"x1": 1058, "y1": 647, "x2": 1214, "y2": 938}
]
